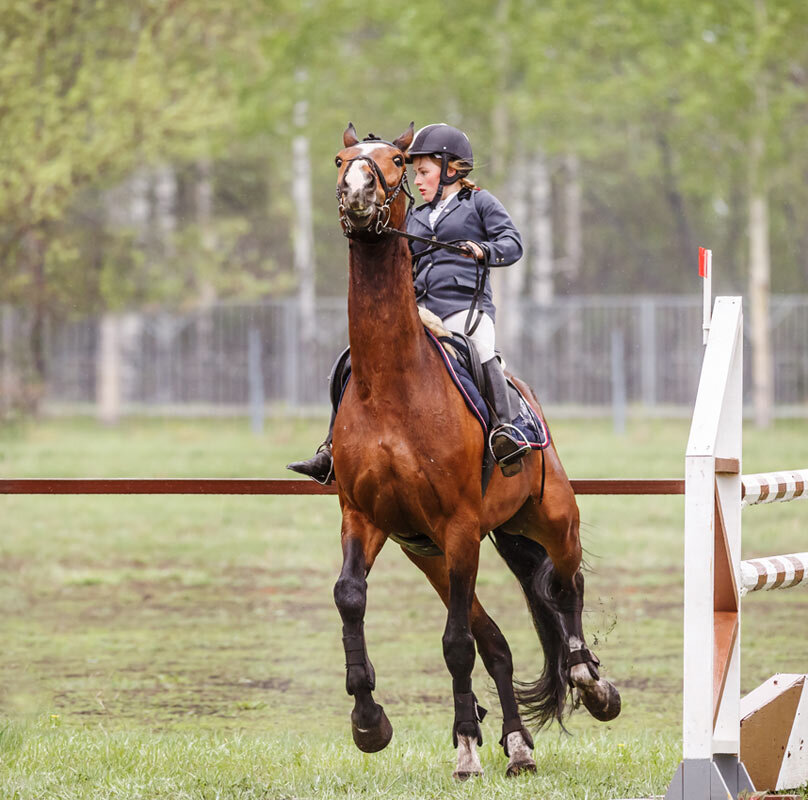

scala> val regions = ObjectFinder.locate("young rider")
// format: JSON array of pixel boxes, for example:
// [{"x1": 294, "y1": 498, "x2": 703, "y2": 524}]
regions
[{"x1": 288, "y1": 123, "x2": 530, "y2": 484}]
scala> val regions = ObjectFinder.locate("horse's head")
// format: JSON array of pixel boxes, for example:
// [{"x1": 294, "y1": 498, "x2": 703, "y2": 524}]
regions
[{"x1": 336, "y1": 122, "x2": 415, "y2": 237}]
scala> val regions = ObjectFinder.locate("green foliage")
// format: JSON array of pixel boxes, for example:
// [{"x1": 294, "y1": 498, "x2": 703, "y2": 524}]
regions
[{"x1": 2, "y1": 0, "x2": 808, "y2": 315}]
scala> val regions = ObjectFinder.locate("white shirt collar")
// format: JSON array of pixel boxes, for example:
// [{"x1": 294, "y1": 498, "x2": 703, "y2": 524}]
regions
[{"x1": 428, "y1": 191, "x2": 459, "y2": 229}]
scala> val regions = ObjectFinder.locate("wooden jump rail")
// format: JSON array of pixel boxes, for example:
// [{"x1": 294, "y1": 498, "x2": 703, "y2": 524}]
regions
[{"x1": 0, "y1": 478, "x2": 686, "y2": 495}]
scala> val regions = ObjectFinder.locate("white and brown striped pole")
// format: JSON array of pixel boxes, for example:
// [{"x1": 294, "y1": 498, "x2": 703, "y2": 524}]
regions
[
  {"x1": 740, "y1": 553, "x2": 808, "y2": 595},
  {"x1": 741, "y1": 469, "x2": 808, "y2": 507}
]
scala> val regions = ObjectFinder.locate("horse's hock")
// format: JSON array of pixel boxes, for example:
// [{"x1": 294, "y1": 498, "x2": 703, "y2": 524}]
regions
[{"x1": 664, "y1": 296, "x2": 808, "y2": 800}]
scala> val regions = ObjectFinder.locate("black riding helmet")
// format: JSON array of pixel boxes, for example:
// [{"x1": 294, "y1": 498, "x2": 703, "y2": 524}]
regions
[{"x1": 407, "y1": 123, "x2": 473, "y2": 206}]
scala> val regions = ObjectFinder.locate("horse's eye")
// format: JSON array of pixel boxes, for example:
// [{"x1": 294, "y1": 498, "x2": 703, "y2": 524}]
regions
[
  {"x1": 335, "y1": 157, "x2": 343, "y2": 168},
  {"x1": 393, "y1": 155, "x2": 403, "y2": 167}
]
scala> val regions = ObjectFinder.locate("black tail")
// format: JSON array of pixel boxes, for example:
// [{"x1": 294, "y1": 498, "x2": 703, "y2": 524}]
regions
[{"x1": 490, "y1": 529, "x2": 571, "y2": 730}]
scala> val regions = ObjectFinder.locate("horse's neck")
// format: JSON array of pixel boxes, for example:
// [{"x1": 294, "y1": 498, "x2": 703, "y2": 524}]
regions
[{"x1": 347, "y1": 237, "x2": 426, "y2": 391}]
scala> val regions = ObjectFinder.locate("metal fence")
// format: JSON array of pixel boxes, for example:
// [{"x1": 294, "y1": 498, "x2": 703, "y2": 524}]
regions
[{"x1": 2, "y1": 296, "x2": 807, "y2": 416}]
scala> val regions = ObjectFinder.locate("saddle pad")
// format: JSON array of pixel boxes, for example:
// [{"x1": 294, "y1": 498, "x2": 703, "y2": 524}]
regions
[
  {"x1": 424, "y1": 329, "x2": 489, "y2": 433},
  {"x1": 424, "y1": 330, "x2": 550, "y2": 451}
]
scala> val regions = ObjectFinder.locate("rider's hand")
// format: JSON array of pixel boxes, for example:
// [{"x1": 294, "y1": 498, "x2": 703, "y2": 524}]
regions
[{"x1": 462, "y1": 241, "x2": 485, "y2": 261}]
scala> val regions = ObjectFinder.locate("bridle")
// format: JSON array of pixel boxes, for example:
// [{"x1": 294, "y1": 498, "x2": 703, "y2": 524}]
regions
[
  {"x1": 336, "y1": 137, "x2": 416, "y2": 237},
  {"x1": 336, "y1": 140, "x2": 470, "y2": 255}
]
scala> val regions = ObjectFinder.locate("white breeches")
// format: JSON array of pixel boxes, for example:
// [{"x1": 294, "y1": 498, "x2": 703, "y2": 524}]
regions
[{"x1": 442, "y1": 311, "x2": 496, "y2": 363}]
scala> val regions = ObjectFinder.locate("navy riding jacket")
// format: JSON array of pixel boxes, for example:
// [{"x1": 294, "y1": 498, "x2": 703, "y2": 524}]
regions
[{"x1": 407, "y1": 187, "x2": 523, "y2": 323}]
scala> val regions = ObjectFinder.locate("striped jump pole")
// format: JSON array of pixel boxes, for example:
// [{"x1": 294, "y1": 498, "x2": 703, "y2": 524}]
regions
[
  {"x1": 741, "y1": 469, "x2": 808, "y2": 507},
  {"x1": 739, "y1": 470, "x2": 808, "y2": 596},
  {"x1": 740, "y1": 552, "x2": 808, "y2": 595}
]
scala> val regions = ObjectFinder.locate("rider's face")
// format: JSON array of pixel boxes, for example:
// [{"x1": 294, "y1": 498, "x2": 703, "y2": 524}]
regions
[{"x1": 412, "y1": 156, "x2": 456, "y2": 203}]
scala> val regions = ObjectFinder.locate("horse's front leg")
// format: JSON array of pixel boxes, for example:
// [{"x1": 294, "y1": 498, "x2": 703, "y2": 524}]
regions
[
  {"x1": 332, "y1": 508, "x2": 391, "y2": 752},
  {"x1": 442, "y1": 527, "x2": 485, "y2": 780}
]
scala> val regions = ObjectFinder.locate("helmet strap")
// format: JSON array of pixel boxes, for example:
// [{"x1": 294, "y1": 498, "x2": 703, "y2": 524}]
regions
[{"x1": 430, "y1": 154, "x2": 463, "y2": 207}]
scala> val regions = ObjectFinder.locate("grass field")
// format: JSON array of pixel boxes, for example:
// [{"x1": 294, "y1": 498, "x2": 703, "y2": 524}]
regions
[{"x1": 1, "y1": 416, "x2": 807, "y2": 799}]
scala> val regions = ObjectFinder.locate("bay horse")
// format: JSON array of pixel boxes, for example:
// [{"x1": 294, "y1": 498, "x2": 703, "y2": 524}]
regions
[{"x1": 331, "y1": 122, "x2": 620, "y2": 779}]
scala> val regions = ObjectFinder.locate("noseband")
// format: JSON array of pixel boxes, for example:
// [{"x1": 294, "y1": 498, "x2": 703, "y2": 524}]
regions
[{"x1": 337, "y1": 139, "x2": 415, "y2": 237}]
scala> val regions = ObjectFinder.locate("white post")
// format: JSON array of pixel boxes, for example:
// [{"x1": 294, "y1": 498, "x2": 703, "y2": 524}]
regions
[
  {"x1": 669, "y1": 296, "x2": 751, "y2": 799},
  {"x1": 713, "y1": 299, "x2": 744, "y2": 756},
  {"x1": 682, "y1": 451, "x2": 716, "y2": 759},
  {"x1": 684, "y1": 297, "x2": 743, "y2": 757}
]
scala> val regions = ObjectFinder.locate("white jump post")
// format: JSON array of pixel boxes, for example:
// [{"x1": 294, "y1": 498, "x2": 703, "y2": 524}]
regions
[
  {"x1": 665, "y1": 264, "x2": 808, "y2": 798},
  {"x1": 666, "y1": 295, "x2": 751, "y2": 800}
]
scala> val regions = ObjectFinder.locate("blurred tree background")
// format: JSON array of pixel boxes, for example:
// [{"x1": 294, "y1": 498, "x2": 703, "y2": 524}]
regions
[{"x1": 1, "y1": 0, "x2": 807, "y2": 418}]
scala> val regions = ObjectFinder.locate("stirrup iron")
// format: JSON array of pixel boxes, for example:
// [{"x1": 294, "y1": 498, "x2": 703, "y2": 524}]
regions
[{"x1": 489, "y1": 424, "x2": 531, "y2": 477}]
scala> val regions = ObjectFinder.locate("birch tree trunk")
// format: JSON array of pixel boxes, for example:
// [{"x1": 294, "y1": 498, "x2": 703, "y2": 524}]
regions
[
  {"x1": 748, "y1": 177, "x2": 772, "y2": 428},
  {"x1": 96, "y1": 313, "x2": 121, "y2": 424},
  {"x1": 154, "y1": 164, "x2": 177, "y2": 259},
  {"x1": 563, "y1": 153, "x2": 582, "y2": 282},
  {"x1": 96, "y1": 168, "x2": 149, "y2": 423},
  {"x1": 1, "y1": 306, "x2": 20, "y2": 416},
  {"x1": 489, "y1": 0, "x2": 511, "y2": 190},
  {"x1": 195, "y1": 157, "x2": 216, "y2": 404},
  {"x1": 24, "y1": 229, "x2": 47, "y2": 415},
  {"x1": 195, "y1": 156, "x2": 216, "y2": 306},
  {"x1": 493, "y1": 146, "x2": 528, "y2": 358},
  {"x1": 292, "y1": 76, "x2": 316, "y2": 390},
  {"x1": 748, "y1": 0, "x2": 773, "y2": 429},
  {"x1": 529, "y1": 150, "x2": 554, "y2": 304}
]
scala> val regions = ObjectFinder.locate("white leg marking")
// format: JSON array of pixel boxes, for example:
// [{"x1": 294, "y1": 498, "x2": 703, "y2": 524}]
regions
[
  {"x1": 506, "y1": 731, "x2": 535, "y2": 770},
  {"x1": 454, "y1": 734, "x2": 483, "y2": 778},
  {"x1": 568, "y1": 635, "x2": 596, "y2": 686}
]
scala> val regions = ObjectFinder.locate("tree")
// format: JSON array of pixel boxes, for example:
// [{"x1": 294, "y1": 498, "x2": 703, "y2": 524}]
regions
[{"x1": 0, "y1": 0, "x2": 246, "y2": 408}]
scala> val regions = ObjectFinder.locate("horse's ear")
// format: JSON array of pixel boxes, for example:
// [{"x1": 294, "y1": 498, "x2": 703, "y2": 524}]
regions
[
  {"x1": 392, "y1": 121, "x2": 414, "y2": 154},
  {"x1": 343, "y1": 123, "x2": 359, "y2": 147}
]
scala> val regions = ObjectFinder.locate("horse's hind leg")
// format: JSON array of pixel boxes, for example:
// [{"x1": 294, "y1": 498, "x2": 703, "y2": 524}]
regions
[
  {"x1": 492, "y1": 514, "x2": 621, "y2": 727},
  {"x1": 470, "y1": 604, "x2": 537, "y2": 776},
  {"x1": 333, "y1": 508, "x2": 392, "y2": 752},
  {"x1": 403, "y1": 549, "x2": 536, "y2": 778}
]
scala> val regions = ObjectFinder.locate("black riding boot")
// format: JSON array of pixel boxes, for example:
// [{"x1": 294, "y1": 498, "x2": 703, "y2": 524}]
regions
[
  {"x1": 286, "y1": 409, "x2": 336, "y2": 485},
  {"x1": 483, "y1": 358, "x2": 531, "y2": 477}
]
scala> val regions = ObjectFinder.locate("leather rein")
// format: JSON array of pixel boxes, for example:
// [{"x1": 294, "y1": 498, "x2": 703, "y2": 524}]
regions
[{"x1": 337, "y1": 140, "x2": 490, "y2": 336}]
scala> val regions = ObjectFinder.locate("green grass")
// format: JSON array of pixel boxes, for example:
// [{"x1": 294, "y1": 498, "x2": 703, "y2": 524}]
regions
[{"x1": 1, "y1": 416, "x2": 807, "y2": 798}]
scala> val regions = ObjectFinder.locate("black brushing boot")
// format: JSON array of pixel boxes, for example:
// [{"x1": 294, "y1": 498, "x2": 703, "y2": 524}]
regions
[
  {"x1": 482, "y1": 358, "x2": 530, "y2": 477},
  {"x1": 286, "y1": 410, "x2": 335, "y2": 485}
]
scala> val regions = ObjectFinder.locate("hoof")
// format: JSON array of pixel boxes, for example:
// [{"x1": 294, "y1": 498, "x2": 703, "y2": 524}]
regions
[
  {"x1": 453, "y1": 769, "x2": 483, "y2": 781},
  {"x1": 351, "y1": 706, "x2": 393, "y2": 753},
  {"x1": 506, "y1": 759, "x2": 537, "y2": 777},
  {"x1": 580, "y1": 678, "x2": 621, "y2": 722}
]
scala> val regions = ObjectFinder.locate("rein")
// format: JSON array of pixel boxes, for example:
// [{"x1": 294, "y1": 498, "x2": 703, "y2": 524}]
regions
[{"x1": 383, "y1": 225, "x2": 490, "y2": 337}]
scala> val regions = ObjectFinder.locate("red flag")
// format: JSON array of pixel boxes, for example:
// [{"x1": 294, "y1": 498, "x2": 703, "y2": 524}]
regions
[{"x1": 698, "y1": 247, "x2": 707, "y2": 278}]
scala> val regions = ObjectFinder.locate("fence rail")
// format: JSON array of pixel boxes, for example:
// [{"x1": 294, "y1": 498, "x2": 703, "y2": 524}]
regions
[
  {"x1": 2, "y1": 295, "x2": 807, "y2": 416},
  {"x1": 0, "y1": 478, "x2": 685, "y2": 495}
]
